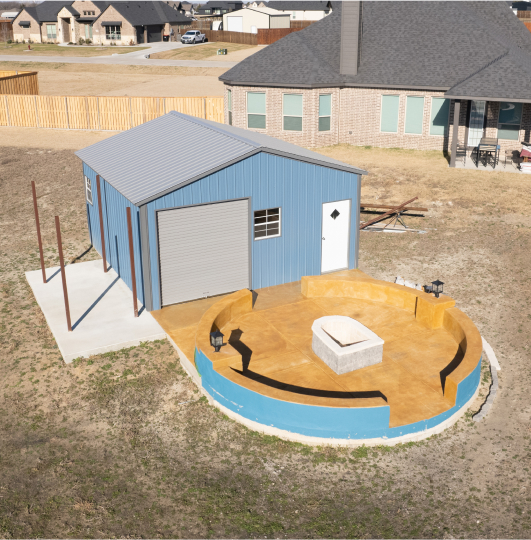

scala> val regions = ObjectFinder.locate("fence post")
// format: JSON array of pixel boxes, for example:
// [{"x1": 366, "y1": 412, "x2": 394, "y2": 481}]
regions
[
  {"x1": 85, "y1": 96, "x2": 90, "y2": 129},
  {"x1": 55, "y1": 216, "x2": 72, "y2": 332},
  {"x1": 96, "y1": 175, "x2": 107, "y2": 273},
  {"x1": 31, "y1": 181, "x2": 46, "y2": 284},
  {"x1": 126, "y1": 207, "x2": 139, "y2": 318}
]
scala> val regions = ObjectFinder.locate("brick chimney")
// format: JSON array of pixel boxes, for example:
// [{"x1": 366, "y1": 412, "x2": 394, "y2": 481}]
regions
[{"x1": 340, "y1": 1, "x2": 362, "y2": 76}]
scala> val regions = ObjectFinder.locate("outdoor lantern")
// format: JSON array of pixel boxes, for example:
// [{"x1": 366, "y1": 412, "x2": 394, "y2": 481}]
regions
[
  {"x1": 431, "y1": 280, "x2": 444, "y2": 298},
  {"x1": 210, "y1": 330, "x2": 225, "y2": 352}
]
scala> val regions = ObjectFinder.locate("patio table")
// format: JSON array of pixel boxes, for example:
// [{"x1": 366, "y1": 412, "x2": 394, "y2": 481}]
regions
[{"x1": 476, "y1": 137, "x2": 500, "y2": 168}]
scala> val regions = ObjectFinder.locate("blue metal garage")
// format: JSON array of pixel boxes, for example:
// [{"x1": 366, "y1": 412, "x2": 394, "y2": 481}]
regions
[{"x1": 76, "y1": 112, "x2": 367, "y2": 311}]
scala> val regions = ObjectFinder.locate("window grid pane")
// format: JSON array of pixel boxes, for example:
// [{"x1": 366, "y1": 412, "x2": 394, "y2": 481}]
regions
[
  {"x1": 319, "y1": 94, "x2": 331, "y2": 117},
  {"x1": 380, "y1": 95, "x2": 399, "y2": 133},
  {"x1": 283, "y1": 94, "x2": 302, "y2": 116},
  {"x1": 248, "y1": 114, "x2": 265, "y2": 129},
  {"x1": 283, "y1": 116, "x2": 302, "y2": 131},
  {"x1": 247, "y1": 92, "x2": 266, "y2": 114},
  {"x1": 319, "y1": 116, "x2": 331, "y2": 132},
  {"x1": 498, "y1": 102, "x2": 522, "y2": 125},
  {"x1": 254, "y1": 208, "x2": 281, "y2": 239}
]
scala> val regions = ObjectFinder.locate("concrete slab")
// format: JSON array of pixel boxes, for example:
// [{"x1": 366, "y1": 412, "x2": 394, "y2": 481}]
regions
[{"x1": 26, "y1": 260, "x2": 166, "y2": 363}]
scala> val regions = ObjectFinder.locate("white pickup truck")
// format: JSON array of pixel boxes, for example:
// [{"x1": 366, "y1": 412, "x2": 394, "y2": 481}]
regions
[{"x1": 181, "y1": 30, "x2": 206, "y2": 44}]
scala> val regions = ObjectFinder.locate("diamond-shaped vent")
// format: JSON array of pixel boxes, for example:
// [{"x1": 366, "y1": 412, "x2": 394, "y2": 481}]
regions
[{"x1": 331, "y1": 209, "x2": 340, "y2": 220}]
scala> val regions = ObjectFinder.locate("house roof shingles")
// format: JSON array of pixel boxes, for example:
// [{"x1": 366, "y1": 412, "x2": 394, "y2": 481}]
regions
[
  {"x1": 101, "y1": 1, "x2": 192, "y2": 25},
  {"x1": 220, "y1": 1, "x2": 531, "y2": 101},
  {"x1": 266, "y1": 1, "x2": 331, "y2": 11}
]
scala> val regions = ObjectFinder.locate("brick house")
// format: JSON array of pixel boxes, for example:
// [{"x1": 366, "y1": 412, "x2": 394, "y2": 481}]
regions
[
  {"x1": 12, "y1": 0, "x2": 191, "y2": 45},
  {"x1": 220, "y1": 1, "x2": 531, "y2": 167}
]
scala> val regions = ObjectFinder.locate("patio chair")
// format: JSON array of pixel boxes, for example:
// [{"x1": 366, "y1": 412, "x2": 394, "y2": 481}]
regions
[
  {"x1": 505, "y1": 149, "x2": 517, "y2": 168},
  {"x1": 456, "y1": 142, "x2": 468, "y2": 165}
]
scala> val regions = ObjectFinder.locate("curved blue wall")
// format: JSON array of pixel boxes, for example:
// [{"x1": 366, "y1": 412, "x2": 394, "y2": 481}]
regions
[{"x1": 195, "y1": 348, "x2": 481, "y2": 440}]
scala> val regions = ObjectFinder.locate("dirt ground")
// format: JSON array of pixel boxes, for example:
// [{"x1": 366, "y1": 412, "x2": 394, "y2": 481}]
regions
[
  {"x1": 0, "y1": 61, "x2": 227, "y2": 97},
  {"x1": 0, "y1": 42, "x2": 149, "y2": 56},
  {"x1": 0, "y1": 136, "x2": 530, "y2": 539}
]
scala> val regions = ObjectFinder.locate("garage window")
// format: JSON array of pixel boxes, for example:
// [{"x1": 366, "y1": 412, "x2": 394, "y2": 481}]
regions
[
  {"x1": 380, "y1": 95, "x2": 399, "y2": 133},
  {"x1": 319, "y1": 94, "x2": 331, "y2": 131},
  {"x1": 228, "y1": 89, "x2": 232, "y2": 125},
  {"x1": 85, "y1": 176, "x2": 93, "y2": 205},
  {"x1": 498, "y1": 102, "x2": 522, "y2": 140},
  {"x1": 106, "y1": 25, "x2": 121, "y2": 40},
  {"x1": 247, "y1": 92, "x2": 266, "y2": 129},
  {"x1": 254, "y1": 207, "x2": 281, "y2": 239},
  {"x1": 283, "y1": 94, "x2": 303, "y2": 131}
]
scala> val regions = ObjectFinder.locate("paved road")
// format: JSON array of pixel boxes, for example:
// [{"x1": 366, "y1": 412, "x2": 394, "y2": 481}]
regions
[{"x1": 0, "y1": 42, "x2": 237, "y2": 68}]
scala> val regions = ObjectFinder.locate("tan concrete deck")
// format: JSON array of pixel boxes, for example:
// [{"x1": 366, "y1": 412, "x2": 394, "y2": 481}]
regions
[{"x1": 152, "y1": 277, "x2": 466, "y2": 428}]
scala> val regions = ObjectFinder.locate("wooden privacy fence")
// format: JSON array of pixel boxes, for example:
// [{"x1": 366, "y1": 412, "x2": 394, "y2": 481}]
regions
[
  {"x1": 0, "y1": 19, "x2": 13, "y2": 42},
  {"x1": 0, "y1": 95, "x2": 224, "y2": 130},
  {"x1": 257, "y1": 27, "x2": 304, "y2": 45},
  {"x1": 203, "y1": 27, "x2": 306, "y2": 46},
  {"x1": 0, "y1": 71, "x2": 39, "y2": 95}
]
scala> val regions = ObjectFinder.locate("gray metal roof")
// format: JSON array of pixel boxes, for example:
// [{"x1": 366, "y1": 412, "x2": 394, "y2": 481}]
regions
[
  {"x1": 220, "y1": 1, "x2": 531, "y2": 101},
  {"x1": 266, "y1": 1, "x2": 331, "y2": 12},
  {"x1": 75, "y1": 111, "x2": 367, "y2": 206}
]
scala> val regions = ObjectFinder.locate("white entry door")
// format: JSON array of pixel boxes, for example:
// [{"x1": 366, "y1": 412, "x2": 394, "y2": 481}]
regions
[{"x1": 321, "y1": 199, "x2": 351, "y2": 273}]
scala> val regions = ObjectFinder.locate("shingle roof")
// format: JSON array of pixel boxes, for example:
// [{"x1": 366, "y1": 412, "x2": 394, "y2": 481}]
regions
[
  {"x1": 75, "y1": 111, "x2": 367, "y2": 206},
  {"x1": 220, "y1": 1, "x2": 531, "y2": 101},
  {"x1": 15, "y1": 1, "x2": 73, "y2": 23},
  {"x1": 266, "y1": 1, "x2": 331, "y2": 11},
  {"x1": 102, "y1": 1, "x2": 192, "y2": 25}
]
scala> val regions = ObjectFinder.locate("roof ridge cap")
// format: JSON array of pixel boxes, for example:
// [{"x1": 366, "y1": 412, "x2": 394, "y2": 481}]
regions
[{"x1": 168, "y1": 111, "x2": 260, "y2": 149}]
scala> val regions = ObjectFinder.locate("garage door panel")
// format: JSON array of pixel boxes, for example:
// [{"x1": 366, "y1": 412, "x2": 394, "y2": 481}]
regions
[{"x1": 158, "y1": 200, "x2": 250, "y2": 306}]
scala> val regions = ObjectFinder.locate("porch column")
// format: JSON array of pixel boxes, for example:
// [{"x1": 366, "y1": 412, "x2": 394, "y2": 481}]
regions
[{"x1": 449, "y1": 99, "x2": 461, "y2": 168}]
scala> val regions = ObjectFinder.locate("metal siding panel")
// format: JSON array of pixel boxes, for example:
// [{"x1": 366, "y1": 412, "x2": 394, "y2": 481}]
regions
[
  {"x1": 147, "y1": 153, "x2": 360, "y2": 310},
  {"x1": 158, "y1": 200, "x2": 249, "y2": 306},
  {"x1": 83, "y1": 164, "x2": 102, "y2": 257}
]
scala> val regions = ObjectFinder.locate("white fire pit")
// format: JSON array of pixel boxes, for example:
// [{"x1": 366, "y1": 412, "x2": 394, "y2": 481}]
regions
[{"x1": 311, "y1": 316, "x2": 384, "y2": 375}]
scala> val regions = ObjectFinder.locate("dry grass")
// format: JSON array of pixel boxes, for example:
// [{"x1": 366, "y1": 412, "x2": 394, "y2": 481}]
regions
[
  {"x1": 0, "y1": 141, "x2": 529, "y2": 538},
  {"x1": 150, "y1": 41, "x2": 257, "y2": 60},
  {"x1": 0, "y1": 42, "x2": 149, "y2": 56}
]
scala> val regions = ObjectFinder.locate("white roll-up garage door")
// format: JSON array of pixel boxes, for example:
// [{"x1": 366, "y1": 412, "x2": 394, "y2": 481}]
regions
[
  {"x1": 157, "y1": 199, "x2": 250, "y2": 306},
  {"x1": 227, "y1": 16, "x2": 243, "y2": 32}
]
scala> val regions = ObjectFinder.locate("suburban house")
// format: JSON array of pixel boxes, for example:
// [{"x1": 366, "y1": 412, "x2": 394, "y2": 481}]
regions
[
  {"x1": 12, "y1": 0, "x2": 191, "y2": 44},
  {"x1": 244, "y1": 2, "x2": 269, "y2": 8},
  {"x1": 220, "y1": 1, "x2": 531, "y2": 167},
  {"x1": 76, "y1": 111, "x2": 366, "y2": 310},
  {"x1": 195, "y1": 1, "x2": 244, "y2": 17},
  {"x1": 265, "y1": 1, "x2": 332, "y2": 21},
  {"x1": 223, "y1": 6, "x2": 290, "y2": 33}
]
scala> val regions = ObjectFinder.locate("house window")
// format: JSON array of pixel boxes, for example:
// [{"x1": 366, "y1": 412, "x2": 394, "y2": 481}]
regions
[
  {"x1": 498, "y1": 102, "x2": 522, "y2": 140},
  {"x1": 106, "y1": 25, "x2": 121, "y2": 40},
  {"x1": 205, "y1": 9, "x2": 211, "y2": 13},
  {"x1": 227, "y1": 89, "x2": 232, "y2": 125},
  {"x1": 247, "y1": 92, "x2": 266, "y2": 129},
  {"x1": 85, "y1": 176, "x2": 93, "y2": 205},
  {"x1": 283, "y1": 94, "x2": 303, "y2": 131},
  {"x1": 380, "y1": 95, "x2": 399, "y2": 133},
  {"x1": 405, "y1": 96, "x2": 424, "y2": 135},
  {"x1": 429, "y1": 97, "x2": 450, "y2": 136},
  {"x1": 85, "y1": 24, "x2": 93, "y2": 39},
  {"x1": 46, "y1": 24, "x2": 57, "y2": 39},
  {"x1": 254, "y1": 208, "x2": 281, "y2": 240},
  {"x1": 319, "y1": 94, "x2": 331, "y2": 131}
]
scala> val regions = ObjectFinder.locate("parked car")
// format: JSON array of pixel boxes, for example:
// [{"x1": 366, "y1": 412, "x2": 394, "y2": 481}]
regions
[{"x1": 181, "y1": 30, "x2": 206, "y2": 44}]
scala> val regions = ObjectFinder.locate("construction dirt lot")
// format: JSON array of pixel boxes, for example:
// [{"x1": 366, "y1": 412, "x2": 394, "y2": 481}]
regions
[
  {"x1": 0, "y1": 61, "x2": 228, "y2": 97},
  {"x1": 0, "y1": 129, "x2": 530, "y2": 538}
]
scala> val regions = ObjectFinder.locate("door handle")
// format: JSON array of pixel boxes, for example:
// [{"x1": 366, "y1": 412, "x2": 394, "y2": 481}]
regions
[{"x1": 322, "y1": 237, "x2": 325, "y2": 240}]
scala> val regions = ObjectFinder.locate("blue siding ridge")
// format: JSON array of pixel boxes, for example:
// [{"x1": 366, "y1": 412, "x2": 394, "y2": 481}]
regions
[{"x1": 195, "y1": 348, "x2": 482, "y2": 441}]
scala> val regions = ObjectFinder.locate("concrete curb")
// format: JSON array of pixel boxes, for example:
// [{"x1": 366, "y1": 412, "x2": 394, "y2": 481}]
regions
[{"x1": 472, "y1": 338, "x2": 500, "y2": 422}]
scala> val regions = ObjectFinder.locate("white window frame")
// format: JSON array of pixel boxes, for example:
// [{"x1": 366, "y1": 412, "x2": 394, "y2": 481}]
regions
[
  {"x1": 85, "y1": 175, "x2": 93, "y2": 205},
  {"x1": 246, "y1": 91, "x2": 266, "y2": 130},
  {"x1": 318, "y1": 93, "x2": 332, "y2": 132},
  {"x1": 282, "y1": 93, "x2": 303, "y2": 132},
  {"x1": 105, "y1": 25, "x2": 121, "y2": 40},
  {"x1": 227, "y1": 89, "x2": 232, "y2": 126},
  {"x1": 46, "y1": 24, "x2": 57, "y2": 39},
  {"x1": 254, "y1": 207, "x2": 281, "y2": 240}
]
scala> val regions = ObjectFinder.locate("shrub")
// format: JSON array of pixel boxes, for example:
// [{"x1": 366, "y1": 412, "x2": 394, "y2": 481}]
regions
[
  {"x1": 129, "y1": 39, "x2": 135, "y2": 46},
  {"x1": 78, "y1": 37, "x2": 85, "y2": 45},
  {"x1": 85, "y1": 38, "x2": 92, "y2": 45},
  {"x1": 7, "y1": 39, "x2": 12, "y2": 44}
]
